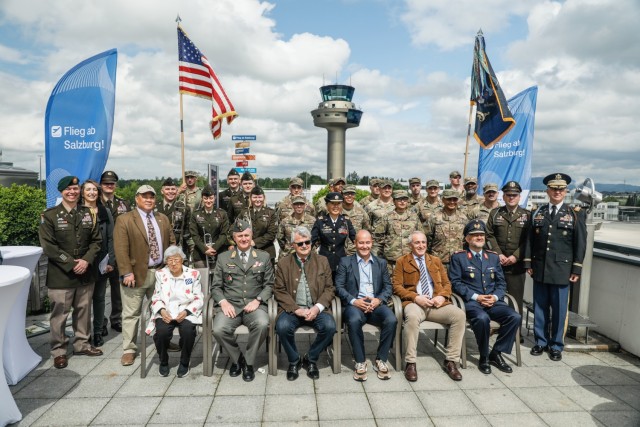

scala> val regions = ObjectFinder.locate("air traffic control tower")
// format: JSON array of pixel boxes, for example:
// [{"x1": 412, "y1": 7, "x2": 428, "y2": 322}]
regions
[{"x1": 311, "y1": 84, "x2": 362, "y2": 181}]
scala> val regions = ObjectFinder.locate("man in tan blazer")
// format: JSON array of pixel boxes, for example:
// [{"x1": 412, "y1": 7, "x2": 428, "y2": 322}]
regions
[
  {"x1": 114, "y1": 185, "x2": 175, "y2": 366},
  {"x1": 393, "y1": 231, "x2": 466, "y2": 382}
]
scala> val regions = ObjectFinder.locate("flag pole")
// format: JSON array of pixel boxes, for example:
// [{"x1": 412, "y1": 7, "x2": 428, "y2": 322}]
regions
[
  {"x1": 463, "y1": 103, "x2": 474, "y2": 178},
  {"x1": 176, "y1": 14, "x2": 185, "y2": 182}
]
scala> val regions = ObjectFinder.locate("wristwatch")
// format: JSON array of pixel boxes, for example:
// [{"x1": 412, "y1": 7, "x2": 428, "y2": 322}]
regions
[{"x1": 256, "y1": 296, "x2": 263, "y2": 302}]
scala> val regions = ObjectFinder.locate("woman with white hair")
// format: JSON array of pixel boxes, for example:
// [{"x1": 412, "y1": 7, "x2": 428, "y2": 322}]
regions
[{"x1": 145, "y1": 245, "x2": 204, "y2": 377}]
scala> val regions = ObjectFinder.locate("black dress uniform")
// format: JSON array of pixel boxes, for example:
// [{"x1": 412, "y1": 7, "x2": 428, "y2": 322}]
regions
[{"x1": 189, "y1": 206, "x2": 230, "y2": 268}]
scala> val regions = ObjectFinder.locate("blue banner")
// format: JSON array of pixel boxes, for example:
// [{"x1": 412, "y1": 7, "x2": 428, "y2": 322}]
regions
[
  {"x1": 44, "y1": 49, "x2": 117, "y2": 207},
  {"x1": 478, "y1": 86, "x2": 537, "y2": 207}
]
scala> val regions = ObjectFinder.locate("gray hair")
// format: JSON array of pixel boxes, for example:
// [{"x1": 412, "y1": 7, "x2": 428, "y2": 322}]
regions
[
  {"x1": 291, "y1": 225, "x2": 311, "y2": 242},
  {"x1": 409, "y1": 230, "x2": 427, "y2": 243},
  {"x1": 164, "y1": 245, "x2": 186, "y2": 260}
]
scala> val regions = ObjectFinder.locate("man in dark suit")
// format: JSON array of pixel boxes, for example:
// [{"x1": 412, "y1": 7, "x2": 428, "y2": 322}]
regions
[
  {"x1": 524, "y1": 173, "x2": 586, "y2": 361},
  {"x1": 274, "y1": 226, "x2": 336, "y2": 380},
  {"x1": 335, "y1": 230, "x2": 398, "y2": 382},
  {"x1": 450, "y1": 219, "x2": 521, "y2": 375},
  {"x1": 114, "y1": 185, "x2": 175, "y2": 367}
]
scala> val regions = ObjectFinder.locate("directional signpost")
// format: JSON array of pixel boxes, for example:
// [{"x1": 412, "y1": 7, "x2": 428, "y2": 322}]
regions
[{"x1": 232, "y1": 135, "x2": 257, "y2": 176}]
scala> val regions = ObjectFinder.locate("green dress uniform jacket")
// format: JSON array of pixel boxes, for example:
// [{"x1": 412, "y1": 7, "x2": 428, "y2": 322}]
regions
[
  {"x1": 486, "y1": 206, "x2": 531, "y2": 275},
  {"x1": 39, "y1": 205, "x2": 102, "y2": 289},
  {"x1": 237, "y1": 206, "x2": 278, "y2": 261},
  {"x1": 218, "y1": 188, "x2": 240, "y2": 212},
  {"x1": 155, "y1": 200, "x2": 190, "y2": 246},
  {"x1": 189, "y1": 208, "x2": 230, "y2": 264},
  {"x1": 226, "y1": 191, "x2": 250, "y2": 223},
  {"x1": 101, "y1": 195, "x2": 130, "y2": 223}
]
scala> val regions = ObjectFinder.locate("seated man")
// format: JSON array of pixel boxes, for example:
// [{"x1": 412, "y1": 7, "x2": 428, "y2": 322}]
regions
[
  {"x1": 393, "y1": 231, "x2": 466, "y2": 382},
  {"x1": 335, "y1": 230, "x2": 398, "y2": 381},
  {"x1": 211, "y1": 220, "x2": 274, "y2": 382},
  {"x1": 450, "y1": 219, "x2": 521, "y2": 374},
  {"x1": 274, "y1": 226, "x2": 336, "y2": 380}
]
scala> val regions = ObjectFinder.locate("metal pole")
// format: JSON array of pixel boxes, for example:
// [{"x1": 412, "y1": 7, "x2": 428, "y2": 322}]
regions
[
  {"x1": 38, "y1": 154, "x2": 42, "y2": 190},
  {"x1": 576, "y1": 210, "x2": 596, "y2": 340}
]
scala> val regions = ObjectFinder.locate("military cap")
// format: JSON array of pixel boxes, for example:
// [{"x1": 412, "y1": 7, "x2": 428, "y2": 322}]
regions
[
  {"x1": 202, "y1": 185, "x2": 214, "y2": 197},
  {"x1": 449, "y1": 170, "x2": 462, "y2": 178},
  {"x1": 464, "y1": 177, "x2": 478, "y2": 185},
  {"x1": 441, "y1": 189, "x2": 460, "y2": 199},
  {"x1": 241, "y1": 171, "x2": 254, "y2": 181},
  {"x1": 342, "y1": 185, "x2": 357, "y2": 194},
  {"x1": 162, "y1": 177, "x2": 177, "y2": 187},
  {"x1": 369, "y1": 178, "x2": 381, "y2": 187},
  {"x1": 57, "y1": 176, "x2": 79, "y2": 191},
  {"x1": 136, "y1": 184, "x2": 156, "y2": 195},
  {"x1": 291, "y1": 195, "x2": 306, "y2": 204},
  {"x1": 289, "y1": 177, "x2": 303, "y2": 186},
  {"x1": 185, "y1": 170, "x2": 198, "y2": 177},
  {"x1": 227, "y1": 168, "x2": 240, "y2": 177},
  {"x1": 251, "y1": 186, "x2": 265, "y2": 196},
  {"x1": 464, "y1": 219, "x2": 487, "y2": 236},
  {"x1": 543, "y1": 173, "x2": 571, "y2": 188},
  {"x1": 330, "y1": 177, "x2": 346, "y2": 186},
  {"x1": 392, "y1": 189, "x2": 409, "y2": 199},
  {"x1": 483, "y1": 183, "x2": 499, "y2": 193},
  {"x1": 379, "y1": 179, "x2": 393, "y2": 188},
  {"x1": 501, "y1": 181, "x2": 522, "y2": 193},
  {"x1": 409, "y1": 177, "x2": 421, "y2": 185},
  {"x1": 233, "y1": 219, "x2": 252, "y2": 233},
  {"x1": 426, "y1": 179, "x2": 440, "y2": 188},
  {"x1": 325, "y1": 192, "x2": 343, "y2": 203},
  {"x1": 100, "y1": 170, "x2": 118, "y2": 183}
]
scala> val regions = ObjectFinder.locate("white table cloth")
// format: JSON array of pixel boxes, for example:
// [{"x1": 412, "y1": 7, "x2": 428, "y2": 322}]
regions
[
  {"x1": 0, "y1": 265, "x2": 30, "y2": 426},
  {"x1": 0, "y1": 246, "x2": 43, "y2": 384}
]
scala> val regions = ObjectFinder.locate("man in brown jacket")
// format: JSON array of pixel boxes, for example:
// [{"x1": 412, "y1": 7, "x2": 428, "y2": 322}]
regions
[
  {"x1": 114, "y1": 185, "x2": 175, "y2": 366},
  {"x1": 393, "y1": 231, "x2": 466, "y2": 382},
  {"x1": 274, "y1": 226, "x2": 336, "y2": 380}
]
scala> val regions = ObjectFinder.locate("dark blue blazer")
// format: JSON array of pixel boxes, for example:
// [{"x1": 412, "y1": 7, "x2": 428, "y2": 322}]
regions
[
  {"x1": 449, "y1": 249, "x2": 507, "y2": 302},
  {"x1": 334, "y1": 254, "x2": 393, "y2": 305}
]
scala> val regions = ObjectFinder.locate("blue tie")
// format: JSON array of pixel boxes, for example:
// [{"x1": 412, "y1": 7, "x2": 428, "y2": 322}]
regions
[{"x1": 417, "y1": 257, "x2": 432, "y2": 298}]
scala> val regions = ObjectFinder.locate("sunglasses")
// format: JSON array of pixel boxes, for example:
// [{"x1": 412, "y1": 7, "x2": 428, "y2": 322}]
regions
[{"x1": 294, "y1": 240, "x2": 311, "y2": 247}]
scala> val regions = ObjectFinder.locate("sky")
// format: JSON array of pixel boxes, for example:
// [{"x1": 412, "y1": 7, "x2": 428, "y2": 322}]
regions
[{"x1": 1, "y1": 0, "x2": 639, "y2": 186}]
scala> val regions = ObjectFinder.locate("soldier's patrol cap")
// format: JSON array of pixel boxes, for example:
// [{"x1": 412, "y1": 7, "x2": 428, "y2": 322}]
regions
[
  {"x1": 162, "y1": 178, "x2": 177, "y2": 187},
  {"x1": 409, "y1": 177, "x2": 421, "y2": 185},
  {"x1": 464, "y1": 177, "x2": 478, "y2": 185},
  {"x1": 202, "y1": 185, "x2": 214, "y2": 197},
  {"x1": 502, "y1": 181, "x2": 522, "y2": 193},
  {"x1": 441, "y1": 189, "x2": 460, "y2": 199},
  {"x1": 369, "y1": 178, "x2": 381, "y2": 187},
  {"x1": 233, "y1": 219, "x2": 252, "y2": 233},
  {"x1": 57, "y1": 176, "x2": 79, "y2": 191},
  {"x1": 379, "y1": 179, "x2": 393, "y2": 188},
  {"x1": 449, "y1": 170, "x2": 462, "y2": 178},
  {"x1": 392, "y1": 190, "x2": 409, "y2": 200},
  {"x1": 291, "y1": 195, "x2": 306, "y2": 204},
  {"x1": 342, "y1": 185, "x2": 357, "y2": 194},
  {"x1": 330, "y1": 177, "x2": 346, "y2": 186},
  {"x1": 241, "y1": 171, "x2": 254, "y2": 181},
  {"x1": 543, "y1": 173, "x2": 571, "y2": 189},
  {"x1": 251, "y1": 186, "x2": 265, "y2": 196},
  {"x1": 100, "y1": 170, "x2": 118, "y2": 183},
  {"x1": 289, "y1": 177, "x2": 303, "y2": 186},
  {"x1": 325, "y1": 192, "x2": 343, "y2": 203},
  {"x1": 464, "y1": 219, "x2": 487, "y2": 236},
  {"x1": 227, "y1": 168, "x2": 240, "y2": 177},
  {"x1": 136, "y1": 184, "x2": 156, "y2": 195},
  {"x1": 185, "y1": 170, "x2": 198, "y2": 177},
  {"x1": 483, "y1": 183, "x2": 499, "y2": 193},
  {"x1": 426, "y1": 179, "x2": 440, "y2": 188}
]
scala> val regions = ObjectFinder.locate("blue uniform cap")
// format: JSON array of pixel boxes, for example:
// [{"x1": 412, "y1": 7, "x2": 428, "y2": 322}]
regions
[{"x1": 464, "y1": 219, "x2": 487, "y2": 236}]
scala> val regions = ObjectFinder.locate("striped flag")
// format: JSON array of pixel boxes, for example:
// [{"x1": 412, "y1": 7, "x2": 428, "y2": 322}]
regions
[{"x1": 178, "y1": 25, "x2": 237, "y2": 139}]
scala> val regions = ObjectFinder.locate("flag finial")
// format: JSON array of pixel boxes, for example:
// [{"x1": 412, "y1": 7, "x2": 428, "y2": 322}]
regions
[
  {"x1": 477, "y1": 28, "x2": 483, "y2": 36},
  {"x1": 176, "y1": 14, "x2": 182, "y2": 25}
]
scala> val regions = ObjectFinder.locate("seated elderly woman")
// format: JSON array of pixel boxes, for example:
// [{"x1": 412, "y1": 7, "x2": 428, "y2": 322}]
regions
[{"x1": 145, "y1": 245, "x2": 204, "y2": 377}]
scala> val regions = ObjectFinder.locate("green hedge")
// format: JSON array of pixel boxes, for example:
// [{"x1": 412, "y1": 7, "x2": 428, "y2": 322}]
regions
[{"x1": 0, "y1": 184, "x2": 46, "y2": 246}]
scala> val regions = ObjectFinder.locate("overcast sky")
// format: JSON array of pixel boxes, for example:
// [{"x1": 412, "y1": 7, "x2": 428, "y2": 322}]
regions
[{"x1": 1, "y1": 0, "x2": 639, "y2": 186}]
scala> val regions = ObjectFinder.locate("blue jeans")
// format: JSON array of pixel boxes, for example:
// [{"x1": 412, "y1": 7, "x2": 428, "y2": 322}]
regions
[
  {"x1": 343, "y1": 304, "x2": 397, "y2": 364},
  {"x1": 276, "y1": 311, "x2": 336, "y2": 364}
]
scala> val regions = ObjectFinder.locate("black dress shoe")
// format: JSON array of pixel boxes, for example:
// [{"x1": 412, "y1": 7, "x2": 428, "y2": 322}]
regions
[
  {"x1": 229, "y1": 353, "x2": 245, "y2": 377},
  {"x1": 306, "y1": 361, "x2": 320, "y2": 380},
  {"x1": 549, "y1": 349, "x2": 562, "y2": 361},
  {"x1": 93, "y1": 335, "x2": 104, "y2": 348},
  {"x1": 489, "y1": 351, "x2": 513, "y2": 373},
  {"x1": 243, "y1": 364, "x2": 255, "y2": 382},
  {"x1": 287, "y1": 359, "x2": 303, "y2": 381},
  {"x1": 478, "y1": 357, "x2": 492, "y2": 374},
  {"x1": 111, "y1": 323, "x2": 122, "y2": 333},
  {"x1": 530, "y1": 345, "x2": 548, "y2": 356}
]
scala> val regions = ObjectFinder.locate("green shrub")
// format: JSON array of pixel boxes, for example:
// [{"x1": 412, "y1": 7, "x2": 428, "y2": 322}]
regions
[{"x1": 0, "y1": 184, "x2": 46, "y2": 246}]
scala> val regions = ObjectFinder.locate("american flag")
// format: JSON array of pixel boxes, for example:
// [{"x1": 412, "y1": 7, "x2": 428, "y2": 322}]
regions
[{"x1": 178, "y1": 25, "x2": 237, "y2": 139}]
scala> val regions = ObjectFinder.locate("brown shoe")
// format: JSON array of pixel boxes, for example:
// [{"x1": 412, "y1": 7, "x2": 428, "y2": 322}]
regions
[
  {"x1": 404, "y1": 362, "x2": 418, "y2": 382},
  {"x1": 121, "y1": 353, "x2": 136, "y2": 366},
  {"x1": 54, "y1": 355, "x2": 68, "y2": 369},
  {"x1": 443, "y1": 360, "x2": 462, "y2": 381},
  {"x1": 73, "y1": 346, "x2": 103, "y2": 357}
]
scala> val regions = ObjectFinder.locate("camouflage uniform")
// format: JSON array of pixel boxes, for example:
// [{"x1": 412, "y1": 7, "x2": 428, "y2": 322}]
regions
[
  {"x1": 275, "y1": 193, "x2": 315, "y2": 221},
  {"x1": 408, "y1": 177, "x2": 424, "y2": 208},
  {"x1": 342, "y1": 200, "x2": 371, "y2": 256},
  {"x1": 179, "y1": 186, "x2": 203, "y2": 212},
  {"x1": 412, "y1": 197, "x2": 443, "y2": 227},
  {"x1": 276, "y1": 212, "x2": 316, "y2": 260},
  {"x1": 365, "y1": 198, "x2": 395, "y2": 230},
  {"x1": 426, "y1": 207, "x2": 475, "y2": 265}
]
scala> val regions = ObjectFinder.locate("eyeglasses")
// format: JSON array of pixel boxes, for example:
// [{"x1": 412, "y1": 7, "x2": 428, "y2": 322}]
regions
[
  {"x1": 294, "y1": 240, "x2": 311, "y2": 247},
  {"x1": 166, "y1": 257, "x2": 184, "y2": 265}
]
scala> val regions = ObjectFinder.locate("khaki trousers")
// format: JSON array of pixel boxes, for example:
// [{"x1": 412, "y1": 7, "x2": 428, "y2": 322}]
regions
[
  {"x1": 121, "y1": 268, "x2": 156, "y2": 354},
  {"x1": 48, "y1": 285, "x2": 94, "y2": 358},
  {"x1": 403, "y1": 302, "x2": 466, "y2": 363}
]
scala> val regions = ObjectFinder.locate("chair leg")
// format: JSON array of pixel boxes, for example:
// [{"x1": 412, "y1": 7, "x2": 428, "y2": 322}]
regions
[
  {"x1": 434, "y1": 329, "x2": 439, "y2": 347},
  {"x1": 515, "y1": 328, "x2": 522, "y2": 367}
]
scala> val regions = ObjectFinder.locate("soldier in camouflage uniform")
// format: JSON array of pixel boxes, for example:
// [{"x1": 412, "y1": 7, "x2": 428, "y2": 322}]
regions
[
  {"x1": 365, "y1": 179, "x2": 395, "y2": 231},
  {"x1": 474, "y1": 183, "x2": 500, "y2": 223},
  {"x1": 236, "y1": 186, "x2": 278, "y2": 264},
  {"x1": 426, "y1": 189, "x2": 476, "y2": 267},
  {"x1": 315, "y1": 177, "x2": 346, "y2": 215},
  {"x1": 373, "y1": 190, "x2": 423, "y2": 273},
  {"x1": 461, "y1": 177, "x2": 484, "y2": 213},
  {"x1": 412, "y1": 178, "x2": 443, "y2": 227},
  {"x1": 155, "y1": 178, "x2": 190, "y2": 256},
  {"x1": 275, "y1": 176, "x2": 315, "y2": 221},
  {"x1": 276, "y1": 195, "x2": 316, "y2": 260},
  {"x1": 408, "y1": 177, "x2": 424, "y2": 208},
  {"x1": 227, "y1": 171, "x2": 255, "y2": 223},
  {"x1": 449, "y1": 170, "x2": 464, "y2": 197},
  {"x1": 190, "y1": 186, "x2": 229, "y2": 269},
  {"x1": 178, "y1": 170, "x2": 203, "y2": 212},
  {"x1": 341, "y1": 185, "x2": 371, "y2": 255},
  {"x1": 218, "y1": 168, "x2": 241, "y2": 211},
  {"x1": 360, "y1": 178, "x2": 381, "y2": 208}
]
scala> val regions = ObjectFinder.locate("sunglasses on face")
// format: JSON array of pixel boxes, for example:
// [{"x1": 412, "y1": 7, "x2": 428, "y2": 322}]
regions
[{"x1": 294, "y1": 240, "x2": 311, "y2": 247}]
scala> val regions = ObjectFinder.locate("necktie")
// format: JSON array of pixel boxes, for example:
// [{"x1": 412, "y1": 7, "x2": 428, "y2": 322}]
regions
[
  {"x1": 551, "y1": 205, "x2": 557, "y2": 218},
  {"x1": 417, "y1": 257, "x2": 432, "y2": 298},
  {"x1": 475, "y1": 253, "x2": 482, "y2": 262},
  {"x1": 106, "y1": 200, "x2": 113, "y2": 210},
  {"x1": 240, "y1": 251, "x2": 248, "y2": 268},
  {"x1": 147, "y1": 213, "x2": 160, "y2": 262}
]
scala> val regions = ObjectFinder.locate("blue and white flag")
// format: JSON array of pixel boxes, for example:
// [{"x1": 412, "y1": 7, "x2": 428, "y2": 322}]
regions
[
  {"x1": 478, "y1": 86, "x2": 538, "y2": 207},
  {"x1": 44, "y1": 49, "x2": 117, "y2": 207}
]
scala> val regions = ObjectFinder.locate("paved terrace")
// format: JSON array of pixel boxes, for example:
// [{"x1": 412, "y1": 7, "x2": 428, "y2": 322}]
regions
[{"x1": 10, "y1": 311, "x2": 640, "y2": 427}]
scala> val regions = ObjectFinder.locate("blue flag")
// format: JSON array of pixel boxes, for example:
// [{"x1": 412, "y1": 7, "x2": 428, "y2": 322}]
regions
[
  {"x1": 478, "y1": 86, "x2": 538, "y2": 207},
  {"x1": 44, "y1": 49, "x2": 117, "y2": 207}
]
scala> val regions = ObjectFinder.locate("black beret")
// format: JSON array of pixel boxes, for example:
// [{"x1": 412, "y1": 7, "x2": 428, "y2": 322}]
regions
[
  {"x1": 251, "y1": 186, "x2": 264, "y2": 196},
  {"x1": 162, "y1": 178, "x2": 177, "y2": 187}
]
